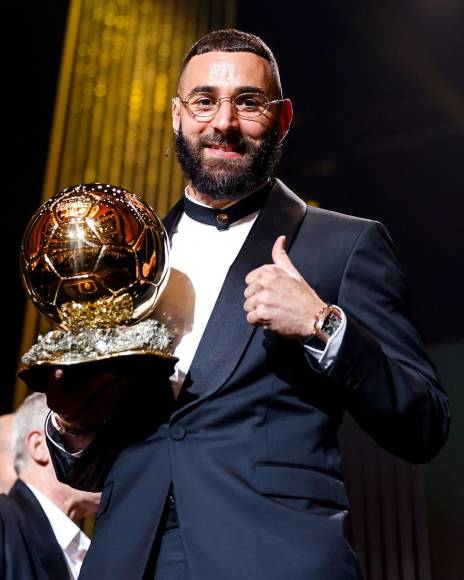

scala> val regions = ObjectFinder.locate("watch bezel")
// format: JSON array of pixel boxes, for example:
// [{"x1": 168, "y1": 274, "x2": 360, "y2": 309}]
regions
[{"x1": 313, "y1": 305, "x2": 342, "y2": 343}]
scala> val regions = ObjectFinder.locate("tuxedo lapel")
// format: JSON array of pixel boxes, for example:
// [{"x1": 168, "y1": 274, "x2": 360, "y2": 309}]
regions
[
  {"x1": 175, "y1": 179, "x2": 307, "y2": 407},
  {"x1": 9, "y1": 480, "x2": 68, "y2": 580}
]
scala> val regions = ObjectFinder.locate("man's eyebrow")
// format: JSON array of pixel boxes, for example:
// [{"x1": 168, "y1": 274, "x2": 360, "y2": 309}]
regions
[
  {"x1": 236, "y1": 86, "x2": 265, "y2": 95},
  {"x1": 187, "y1": 85, "x2": 265, "y2": 95},
  {"x1": 188, "y1": 85, "x2": 215, "y2": 94}
]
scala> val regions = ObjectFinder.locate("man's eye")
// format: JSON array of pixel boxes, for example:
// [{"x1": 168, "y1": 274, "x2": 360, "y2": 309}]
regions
[
  {"x1": 191, "y1": 96, "x2": 215, "y2": 108},
  {"x1": 236, "y1": 95, "x2": 263, "y2": 109}
]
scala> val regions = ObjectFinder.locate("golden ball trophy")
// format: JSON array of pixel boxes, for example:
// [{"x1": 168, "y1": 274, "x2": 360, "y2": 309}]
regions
[{"x1": 18, "y1": 183, "x2": 176, "y2": 392}]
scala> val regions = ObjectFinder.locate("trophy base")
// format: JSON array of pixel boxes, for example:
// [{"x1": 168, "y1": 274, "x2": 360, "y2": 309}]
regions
[
  {"x1": 18, "y1": 319, "x2": 177, "y2": 393},
  {"x1": 18, "y1": 350, "x2": 178, "y2": 394}
]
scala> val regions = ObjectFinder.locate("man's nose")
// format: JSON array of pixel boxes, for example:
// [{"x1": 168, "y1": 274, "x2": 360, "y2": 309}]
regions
[{"x1": 210, "y1": 98, "x2": 240, "y2": 132}]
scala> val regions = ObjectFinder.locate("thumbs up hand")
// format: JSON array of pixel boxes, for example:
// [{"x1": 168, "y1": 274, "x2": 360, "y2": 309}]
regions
[{"x1": 244, "y1": 235, "x2": 327, "y2": 339}]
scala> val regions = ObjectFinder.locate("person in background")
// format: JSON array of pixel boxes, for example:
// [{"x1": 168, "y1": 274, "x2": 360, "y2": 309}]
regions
[
  {"x1": 0, "y1": 393, "x2": 100, "y2": 580},
  {"x1": 0, "y1": 414, "x2": 15, "y2": 494}
]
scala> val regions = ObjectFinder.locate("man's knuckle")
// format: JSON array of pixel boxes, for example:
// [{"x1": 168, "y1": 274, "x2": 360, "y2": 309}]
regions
[{"x1": 256, "y1": 304, "x2": 267, "y2": 318}]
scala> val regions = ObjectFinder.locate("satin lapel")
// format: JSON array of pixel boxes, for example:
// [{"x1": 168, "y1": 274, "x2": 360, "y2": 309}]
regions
[
  {"x1": 162, "y1": 198, "x2": 184, "y2": 238},
  {"x1": 177, "y1": 179, "x2": 307, "y2": 405}
]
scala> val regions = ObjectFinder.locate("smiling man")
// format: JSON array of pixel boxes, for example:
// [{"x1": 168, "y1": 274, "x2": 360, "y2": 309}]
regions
[
  {"x1": 46, "y1": 30, "x2": 449, "y2": 580},
  {"x1": 173, "y1": 48, "x2": 290, "y2": 203}
]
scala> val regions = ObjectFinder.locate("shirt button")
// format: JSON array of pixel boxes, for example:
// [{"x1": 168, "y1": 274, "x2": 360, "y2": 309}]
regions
[
  {"x1": 169, "y1": 425, "x2": 186, "y2": 440},
  {"x1": 216, "y1": 213, "x2": 229, "y2": 226}
]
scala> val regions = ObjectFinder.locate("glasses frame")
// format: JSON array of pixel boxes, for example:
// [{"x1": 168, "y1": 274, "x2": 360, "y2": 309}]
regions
[{"x1": 176, "y1": 92, "x2": 286, "y2": 121}]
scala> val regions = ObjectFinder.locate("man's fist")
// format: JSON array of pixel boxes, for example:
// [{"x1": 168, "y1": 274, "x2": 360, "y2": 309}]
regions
[{"x1": 244, "y1": 235, "x2": 327, "y2": 339}]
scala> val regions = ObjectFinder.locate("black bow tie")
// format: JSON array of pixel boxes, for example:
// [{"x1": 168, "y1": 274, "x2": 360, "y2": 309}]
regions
[{"x1": 183, "y1": 181, "x2": 272, "y2": 230}]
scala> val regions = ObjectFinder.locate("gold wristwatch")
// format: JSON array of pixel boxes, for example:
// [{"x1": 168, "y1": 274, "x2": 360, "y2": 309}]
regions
[{"x1": 313, "y1": 305, "x2": 343, "y2": 343}]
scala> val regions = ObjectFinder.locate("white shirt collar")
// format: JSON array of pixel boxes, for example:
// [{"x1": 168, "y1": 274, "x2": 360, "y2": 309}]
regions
[{"x1": 26, "y1": 483, "x2": 90, "y2": 578}]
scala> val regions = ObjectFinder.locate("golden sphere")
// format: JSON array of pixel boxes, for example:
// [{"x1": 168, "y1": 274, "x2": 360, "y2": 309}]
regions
[{"x1": 21, "y1": 183, "x2": 169, "y2": 331}]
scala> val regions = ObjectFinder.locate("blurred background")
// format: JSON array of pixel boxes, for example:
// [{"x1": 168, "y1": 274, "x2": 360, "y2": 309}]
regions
[{"x1": 3, "y1": 1, "x2": 463, "y2": 578}]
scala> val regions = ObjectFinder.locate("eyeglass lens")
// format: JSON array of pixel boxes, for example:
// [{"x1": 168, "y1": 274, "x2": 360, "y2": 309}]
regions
[{"x1": 186, "y1": 93, "x2": 268, "y2": 118}]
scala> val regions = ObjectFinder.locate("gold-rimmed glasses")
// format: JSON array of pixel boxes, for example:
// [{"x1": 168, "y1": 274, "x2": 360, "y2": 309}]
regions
[{"x1": 177, "y1": 92, "x2": 285, "y2": 120}]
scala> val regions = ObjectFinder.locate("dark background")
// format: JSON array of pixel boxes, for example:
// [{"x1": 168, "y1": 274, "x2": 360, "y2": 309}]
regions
[{"x1": 3, "y1": 1, "x2": 70, "y2": 410}]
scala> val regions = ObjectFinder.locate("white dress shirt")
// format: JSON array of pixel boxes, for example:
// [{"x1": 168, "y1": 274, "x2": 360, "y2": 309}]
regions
[{"x1": 26, "y1": 484, "x2": 90, "y2": 579}]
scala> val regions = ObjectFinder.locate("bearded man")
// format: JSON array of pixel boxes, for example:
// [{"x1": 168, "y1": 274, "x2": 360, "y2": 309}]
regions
[{"x1": 46, "y1": 29, "x2": 449, "y2": 580}]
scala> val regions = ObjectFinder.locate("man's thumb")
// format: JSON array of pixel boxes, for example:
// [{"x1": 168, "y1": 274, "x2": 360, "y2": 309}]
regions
[{"x1": 271, "y1": 235, "x2": 299, "y2": 274}]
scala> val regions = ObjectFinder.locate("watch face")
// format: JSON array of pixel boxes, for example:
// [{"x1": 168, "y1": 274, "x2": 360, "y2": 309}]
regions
[{"x1": 321, "y1": 311, "x2": 341, "y2": 337}]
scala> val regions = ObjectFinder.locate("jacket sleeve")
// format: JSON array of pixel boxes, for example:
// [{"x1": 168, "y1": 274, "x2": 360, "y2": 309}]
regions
[
  {"x1": 47, "y1": 371, "x2": 175, "y2": 491},
  {"x1": 327, "y1": 220, "x2": 449, "y2": 463}
]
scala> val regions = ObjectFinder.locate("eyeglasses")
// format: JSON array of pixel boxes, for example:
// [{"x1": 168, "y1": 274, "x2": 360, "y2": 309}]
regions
[{"x1": 177, "y1": 92, "x2": 285, "y2": 120}]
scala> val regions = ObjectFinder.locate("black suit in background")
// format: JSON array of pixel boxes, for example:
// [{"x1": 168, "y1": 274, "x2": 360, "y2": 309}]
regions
[
  {"x1": 0, "y1": 479, "x2": 68, "y2": 580},
  {"x1": 49, "y1": 180, "x2": 449, "y2": 580}
]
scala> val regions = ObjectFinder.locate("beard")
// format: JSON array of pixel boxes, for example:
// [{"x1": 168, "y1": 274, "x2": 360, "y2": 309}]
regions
[{"x1": 174, "y1": 125, "x2": 282, "y2": 200}]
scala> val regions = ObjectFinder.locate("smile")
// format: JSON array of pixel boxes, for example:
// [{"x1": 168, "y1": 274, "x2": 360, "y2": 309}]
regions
[{"x1": 203, "y1": 145, "x2": 243, "y2": 158}]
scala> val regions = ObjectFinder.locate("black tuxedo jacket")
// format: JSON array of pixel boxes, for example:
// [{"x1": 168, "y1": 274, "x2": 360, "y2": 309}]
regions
[
  {"x1": 0, "y1": 479, "x2": 68, "y2": 580},
  {"x1": 49, "y1": 179, "x2": 449, "y2": 580}
]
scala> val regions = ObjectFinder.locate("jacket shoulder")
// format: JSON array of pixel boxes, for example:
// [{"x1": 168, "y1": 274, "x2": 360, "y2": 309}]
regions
[
  {"x1": 305, "y1": 204, "x2": 377, "y2": 232},
  {"x1": 297, "y1": 204, "x2": 388, "y2": 256}
]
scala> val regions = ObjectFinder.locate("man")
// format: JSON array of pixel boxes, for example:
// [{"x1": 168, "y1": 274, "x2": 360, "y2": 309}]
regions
[
  {"x1": 0, "y1": 393, "x2": 100, "y2": 580},
  {"x1": 0, "y1": 415, "x2": 15, "y2": 494},
  {"x1": 46, "y1": 30, "x2": 449, "y2": 579}
]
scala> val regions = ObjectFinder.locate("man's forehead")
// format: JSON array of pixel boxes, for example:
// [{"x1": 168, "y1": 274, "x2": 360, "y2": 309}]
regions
[{"x1": 180, "y1": 51, "x2": 273, "y2": 93}]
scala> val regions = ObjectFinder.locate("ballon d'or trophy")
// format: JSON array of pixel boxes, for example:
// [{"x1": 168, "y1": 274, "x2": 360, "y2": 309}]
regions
[{"x1": 18, "y1": 183, "x2": 176, "y2": 392}]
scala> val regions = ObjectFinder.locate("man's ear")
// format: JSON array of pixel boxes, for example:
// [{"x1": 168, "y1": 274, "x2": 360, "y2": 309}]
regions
[
  {"x1": 26, "y1": 430, "x2": 49, "y2": 466},
  {"x1": 172, "y1": 97, "x2": 180, "y2": 135},
  {"x1": 278, "y1": 99, "x2": 293, "y2": 142}
]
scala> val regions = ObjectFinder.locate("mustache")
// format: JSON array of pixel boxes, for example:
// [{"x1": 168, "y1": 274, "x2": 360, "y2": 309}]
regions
[{"x1": 198, "y1": 134, "x2": 248, "y2": 152}]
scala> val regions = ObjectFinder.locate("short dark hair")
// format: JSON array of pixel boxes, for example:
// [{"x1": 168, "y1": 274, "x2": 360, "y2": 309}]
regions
[{"x1": 180, "y1": 29, "x2": 283, "y2": 98}]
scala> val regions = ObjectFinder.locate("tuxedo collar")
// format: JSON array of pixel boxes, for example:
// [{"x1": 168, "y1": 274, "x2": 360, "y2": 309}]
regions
[{"x1": 183, "y1": 181, "x2": 272, "y2": 230}]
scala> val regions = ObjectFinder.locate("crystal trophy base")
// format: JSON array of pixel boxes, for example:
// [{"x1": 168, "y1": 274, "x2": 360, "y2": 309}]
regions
[{"x1": 18, "y1": 319, "x2": 177, "y2": 393}]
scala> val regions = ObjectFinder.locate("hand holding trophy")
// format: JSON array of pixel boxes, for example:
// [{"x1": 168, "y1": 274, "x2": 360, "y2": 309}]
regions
[{"x1": 18, "y1": 183, "x2": 176, "y2": 437}]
